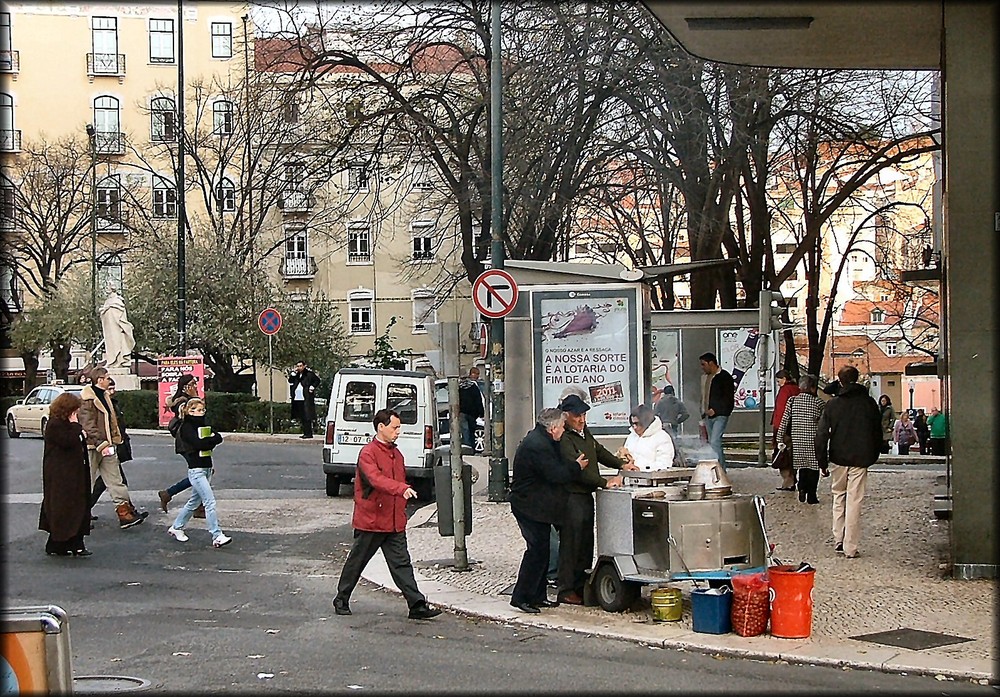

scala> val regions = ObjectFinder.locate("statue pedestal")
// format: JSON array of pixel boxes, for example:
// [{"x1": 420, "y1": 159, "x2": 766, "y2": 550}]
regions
[{"x1": 107, "y1": 368, "x2": 141, "y2": 391}]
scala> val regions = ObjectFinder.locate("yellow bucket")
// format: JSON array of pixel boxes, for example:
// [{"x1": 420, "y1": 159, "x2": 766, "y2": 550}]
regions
[{"x1": 650, "y1": 587, "x2": 683, "y2": 622}]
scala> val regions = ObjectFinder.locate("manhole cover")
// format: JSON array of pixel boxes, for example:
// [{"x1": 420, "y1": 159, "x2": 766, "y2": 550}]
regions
[
  {"x1": 850, "y1": 628, "x2": 974, "y2": 651},
  {"x1": 73, "y1": 675, "x2": 152, "y2": 692}
]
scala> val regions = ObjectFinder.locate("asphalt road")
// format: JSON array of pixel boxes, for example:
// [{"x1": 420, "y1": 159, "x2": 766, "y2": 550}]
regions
[{"x1": 2, "y1": 434, "x2": 987, "y2": 694}]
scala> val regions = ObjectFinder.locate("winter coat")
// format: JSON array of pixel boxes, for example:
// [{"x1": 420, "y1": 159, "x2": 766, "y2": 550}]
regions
[
  {"x1": 174, "y1": 415, "x2": 223, "y2": 468},
  {"x1": 458, "y1": 379, "x2": 484, "y2": 419},
  {"x1": 560, "y1": 425, "x2": 626, "y2": 494},
  {"x1": 351, "y1": 436, "x2": 411, "y2": 533},
  {"x1": 880, "y1": 404, "x2": 897, "y2": 443},
  {"x1": 778, "y1": 393, "x2": 825, "y2": 471},
  {"x1": 38, "y1": 418, "x2": 92, "y2": 542},
  {"x1": 928, "y1": 412, "x2": 949, "y2": 439},
  {"x1": 772, "y1": 382, "x2": 802, "y2": 430},
  {"x1": 289, "y1": 368, "x2": 321, "y2": 421},
  {"x1": 623, "y1": 417, "x2": 675, "y2": 471},
  {"x1": 701, "y1": 369, "x2": 735, "y2": 418},
  {"x1": 78, "y1": 385, "x2": 122, "y2": 453},
  {"x1": 653, "y1": 395, "x2": 689, "y2": 429},
  {"x1": 893, "y1": 418, "x2": 918, "y2": 447},
  {"x1": 508, "y1": 423, "x2": 579, "y2": 525},
  {"x1": 112, "y1": 396, "x2": 132, "y2": 463},
  {"x1": 815, "y1": 383, "x2": 882, "y2": 469}
]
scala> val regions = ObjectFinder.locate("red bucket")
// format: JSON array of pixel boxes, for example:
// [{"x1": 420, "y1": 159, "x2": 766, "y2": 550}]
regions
[{"x1": 768, "y1": 565, "x2": 815, "y2": 638}]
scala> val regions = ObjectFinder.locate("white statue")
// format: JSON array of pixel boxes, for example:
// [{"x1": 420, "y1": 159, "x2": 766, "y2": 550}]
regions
[{"x1": 100, "y1": 289, "x2": 136, "y2": 368}]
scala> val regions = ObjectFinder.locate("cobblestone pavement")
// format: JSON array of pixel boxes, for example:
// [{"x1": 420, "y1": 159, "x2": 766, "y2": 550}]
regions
[{"x1": 400, "y1": 466, "x2": 995, "y2": 679}]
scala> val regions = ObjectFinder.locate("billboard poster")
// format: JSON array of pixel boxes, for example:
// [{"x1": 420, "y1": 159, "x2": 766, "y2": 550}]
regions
[
  {"x1": 717, "y1": 327, "x2": 773, "y2": 410},
  {"x1": 531, "y1": 285, "x2": 641, "y2": 433},
  {"x1": 650, "y1": 328, "x2": 682, "y2": 402},
  {"x1": 157, "y1": 356, "x2": 205, "y2": 427}
]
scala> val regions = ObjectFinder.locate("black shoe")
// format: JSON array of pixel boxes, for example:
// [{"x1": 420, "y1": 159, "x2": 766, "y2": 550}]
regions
[
  {"x1": 798, "y1": 488, "x2": 806, "y2": 502},
  {"x1": 72, "y1": 548, "x2": 93, "y2": 557},
  {"x1": 91, "y1": 514, "x2": 99, "y2": 521},
  {"x1": 510, "y1": 601, "x2": 540, "y2": 614},
  {"x1": 534, "y1": 599, "x2": 560, "y2": 608},
  {"x1": 835, "y1": 543, "x2": 844, "y2": 554},
  {"x1": 408, "y1": 604, "x2": 443, "y2": 620},
  {"x1": 807, "y1": 497, "x2": 820, "y2": 505},
  {"x1": 333, "y1": 598, "x2": 352, "y2": 616},
  {"x1": 46, "y1": 550, "x2": 71, "y2": 557},
  {"x1": 299, "y1": 434, "x2": 313, "y2": 439}
]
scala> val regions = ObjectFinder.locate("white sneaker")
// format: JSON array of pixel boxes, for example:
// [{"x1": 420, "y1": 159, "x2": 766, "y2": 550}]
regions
[
  {"x1": 212, "y1": 534, "x2": 232, "y2": 548},
  {"x1": 167, "y1": 527, "x2": 188, "y2": 542}
]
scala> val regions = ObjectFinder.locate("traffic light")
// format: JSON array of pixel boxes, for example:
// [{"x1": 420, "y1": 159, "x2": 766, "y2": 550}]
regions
[{"x1": 759, "y1": 289, "x2": 786, "y2": 335}]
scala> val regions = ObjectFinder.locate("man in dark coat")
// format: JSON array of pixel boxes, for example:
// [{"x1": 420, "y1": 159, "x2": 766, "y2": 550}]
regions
[
  {"x1": 557, "y1": 394, "x2": 637, "y2": 605},
  {"x1": 289, "y1": 361, "x2": 322, "y2": 439},
  {"x1": 332, "y1": 409, "x2": 442, "y2": 620},
  {"x1": 457, "y1": 366, "x2": 485, "y2": 449},
  {"x1": 815, "y1": 365, "x2": 882, "y2": 559},
  {"x1": 699, "y1": 352, "x2": 735, "y2": 470},
  {"x1": 508, "y1": 407, "x2": 585, "y2": 613}
]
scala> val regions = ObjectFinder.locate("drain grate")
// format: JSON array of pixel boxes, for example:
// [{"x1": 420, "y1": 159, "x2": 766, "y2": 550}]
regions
[
  {"x1": 73, "y1": 675, "x2": 152, "y2": 692},
  {"x1": 850, "y1": 627, "x2": 974, "y2": 651}
]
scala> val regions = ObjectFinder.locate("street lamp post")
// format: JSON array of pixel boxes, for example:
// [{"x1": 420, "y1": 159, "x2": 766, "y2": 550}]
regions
[
  {"x1": 909, "y1": 380, "x2": 915, "y2": 411},
  {"x1": 86, "y1": 124, "x2": 97, "y2": 334}
]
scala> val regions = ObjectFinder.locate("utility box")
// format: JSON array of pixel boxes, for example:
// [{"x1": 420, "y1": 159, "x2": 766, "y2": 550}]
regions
[
  {"x1": 434, "y1": 460, "x2": 473, "y2": 537},
  {"x1": 1, "y1": 604, "x2": 74, "y2": 693}
]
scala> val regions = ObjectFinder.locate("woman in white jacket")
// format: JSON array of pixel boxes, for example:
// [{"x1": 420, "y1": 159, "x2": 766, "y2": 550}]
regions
[{"x1": 622, "y1": 404, "x2": 675, "y2": 471}]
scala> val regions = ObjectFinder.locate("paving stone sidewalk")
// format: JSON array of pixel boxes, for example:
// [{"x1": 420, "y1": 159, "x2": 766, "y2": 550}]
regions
[{"x1": 388, "y1": 466, "x2": 995, "y2": 681}]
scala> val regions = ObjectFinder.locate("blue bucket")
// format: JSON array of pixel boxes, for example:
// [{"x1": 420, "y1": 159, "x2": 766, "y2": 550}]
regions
[{"x1": 691, "y1": 587, "x2": 733, "y2": 634}]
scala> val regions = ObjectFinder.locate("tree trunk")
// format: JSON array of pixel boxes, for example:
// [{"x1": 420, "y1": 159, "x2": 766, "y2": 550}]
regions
[
  {"x1": 20, "y1": 349, "x2": 39, "y2": 394},
  {"x1": 50, "y1": 341, "x2": 72, "y2": 383}
]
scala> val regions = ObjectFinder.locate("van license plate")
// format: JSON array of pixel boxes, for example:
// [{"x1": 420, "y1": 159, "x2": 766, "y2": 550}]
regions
[{"x1": 338, "y1": 434, "x2": 369, "y2": 445}]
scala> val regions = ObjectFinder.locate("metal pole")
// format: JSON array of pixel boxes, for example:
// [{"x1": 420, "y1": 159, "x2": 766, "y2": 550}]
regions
[
  {"x1": 448, "y1": 370, "x2": 468, "y2": 571},
  {"x1": 758, "y1": 332, "x2": 769, "y2": 468},
  {"x1": 487, "y1": 0, "x2": 508, "y2": 502},
  {"x1": 87, "y1": 125, "x2": 97, "y2": 336},
  {"x1": 176, "y1": 0, "x2": 186, "y2": 353},
  {"x1": 268, "y1": 334, "x2": 274, "y2": 434}
]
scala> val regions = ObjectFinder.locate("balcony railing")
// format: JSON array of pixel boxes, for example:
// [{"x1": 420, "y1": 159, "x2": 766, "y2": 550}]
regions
[
  {"x1": 94, "y1": 132, "x2": 125, "y2": 155},
  {"x1": 278, "y1": 190, "x2": 314, "y2": 212},
  {"x1": 97, "y1": 211, "x2": 130, "y2": 232},
  {"x1": 0, "y1": 129, "x2": 21, "y2": 152},
  {"x1": 350, "y1": 322, "x2": 372, "y2": 334},
  {"x1": 87, "y1": 52, "x2": 126, "y2": 77},
  {"x1": 0, "y1": 50, "x2": 19, "y2": 73},
  {"x1": 412, "y1": 250, "x2": 435, "y2": 261},
  {"x1": 280, "y1": 255, "x2": 317, "y2": 279},
  {"x1": 347, "y1": 251, "x2": 371, "y2": 264}
]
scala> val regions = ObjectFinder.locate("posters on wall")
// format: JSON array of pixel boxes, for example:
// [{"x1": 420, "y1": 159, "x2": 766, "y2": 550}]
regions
[
  {"x1": 650, "y1": 328, "x2": 682, "y2": 402},
  {"x1": 157, "y1": 356, "x2": 205, "y2": 426},
  {"x1": 717, "y1": 327, "x2": 774, "y2": 410},
  {"x1": 531, "y1": 285, "x2": 641, "y2": 433}
]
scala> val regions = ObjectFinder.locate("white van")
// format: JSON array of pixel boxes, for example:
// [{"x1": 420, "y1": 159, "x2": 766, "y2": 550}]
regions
[{"x1": 322, "y1": 368, "x2": 440, "y2": 497}]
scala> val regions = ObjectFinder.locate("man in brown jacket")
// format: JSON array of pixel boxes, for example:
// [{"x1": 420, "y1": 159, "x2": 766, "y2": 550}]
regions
[{"x1": 79, "y1": 367, "x2": 145, "y2": 529}]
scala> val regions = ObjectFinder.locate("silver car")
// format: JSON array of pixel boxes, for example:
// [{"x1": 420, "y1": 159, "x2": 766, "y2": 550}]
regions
[{"x1": 6, "y1": 384, "x2": 85, "y2": 438}]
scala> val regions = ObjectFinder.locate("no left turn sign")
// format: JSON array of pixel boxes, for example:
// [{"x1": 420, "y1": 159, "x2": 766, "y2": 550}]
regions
[{"x1": 473, "y1": 269, "x2": 519, "y2": 319}]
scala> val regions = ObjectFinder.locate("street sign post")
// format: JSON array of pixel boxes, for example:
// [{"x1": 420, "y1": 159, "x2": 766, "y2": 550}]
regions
[
  {"x1": 479, "y1": 322, "x2": 488, "y2": 360},
  {"x1": 472, "y1": 269, "x2": 518, "y2": 319},
  {"x1": 257, "y1": 308, "x2": 282, "y2": 433}
]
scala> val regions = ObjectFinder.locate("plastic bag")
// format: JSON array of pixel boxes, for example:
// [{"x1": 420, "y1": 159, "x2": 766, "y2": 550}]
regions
[{"x1": 731, "y1": 572, "x2": 770, "y2": 637}]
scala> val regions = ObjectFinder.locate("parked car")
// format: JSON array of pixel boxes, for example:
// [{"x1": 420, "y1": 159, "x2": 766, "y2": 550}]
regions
[
  {"x1": 6, "y1": 384, "x2": 86, "y2": 438},
  {"x1": 435, "y1": 379, "x2": 486, "y2": 454}
]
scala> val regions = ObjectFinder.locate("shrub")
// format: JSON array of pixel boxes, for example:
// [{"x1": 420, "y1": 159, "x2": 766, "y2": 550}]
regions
[
  {"x1": 205, "y1": 392, "x2": 260, "y2": 431},
  {"x1": 115, "y1": 390, "x2": 159, "y2": 429}
]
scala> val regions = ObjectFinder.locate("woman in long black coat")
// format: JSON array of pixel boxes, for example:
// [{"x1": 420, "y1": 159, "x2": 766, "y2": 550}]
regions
[{"x1": 39, "y1": 392, "x2": 93, "y2": 556}]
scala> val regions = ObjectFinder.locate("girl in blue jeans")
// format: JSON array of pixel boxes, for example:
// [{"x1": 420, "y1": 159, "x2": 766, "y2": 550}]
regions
[{"x1": 167, "y1": 398, "x2": 232, "y2": 548}]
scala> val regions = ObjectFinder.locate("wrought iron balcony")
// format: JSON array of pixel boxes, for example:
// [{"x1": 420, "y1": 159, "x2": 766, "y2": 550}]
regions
[
  {"x1": 94, "y1": 132, "x2": 125, "y2": 155},
  {"x1": 87, "y1": 52, "x2": 126, "y2": 77},
  {"x1": 0, "y1": 129, "x2": 21, "y2": 152},
  {"x1": 0, "y1": 50, "x2": 19, "y2": 73},
  {"x1": 97, "y1": 211, "x2": 130, "y2": 232},
  {"x1": 350, "y1": 322, "x2": 372, "y2": 334},
  {"x1": 347, "y1": 252, "x2": 372, "y2": 264},
  {"x1": 278, "y1": 190, "x2": 314, "y2": 212},
  {"x1": 280, "y1": 255, "x2": 317, "y2": 279},
  {"x1": 412, "y1": 250, "x2": 435, "y2": 261}
]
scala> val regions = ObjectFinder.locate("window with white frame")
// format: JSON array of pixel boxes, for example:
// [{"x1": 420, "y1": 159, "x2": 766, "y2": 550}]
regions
[
  {"x1": 213, "y1": 99, "x2": 233, "y2": 135},
  {"x1": 281, "y1": 93, "x2": 299, "y2": 123},
  {"x1": 97, "y1": 252, "x2": 123, "y2": 294},
  {"x1": 886, "y1": 342, "x2": 897, "y2": 356},
  {"x1": 215, "y1": 177, "x2": 236, "y2": 212},
  {"x1": 411, "y1": 290, "x2": 437, "y2": 333},
  {"x1": 93, "y1": 96, "x2": 121, "y2": 153},
  {"x1": 411, "y1": 221, "x2": 435, "y2": 261},
  {"x1": 0, "y1": 263, "x2": 17, "y2": 310},
  {"x1": 211, "y1": 22, "x2": 232, "y2": 58},
  {"x1": 871, "y1": 309, "x2": 885, "y2": 323},
  {"x1": 412, "y1": 163, "x2": 435, "y2": 190},
  {"x1": 0, "y1": 176, "x2": 13, "y2": 228},
  {"x1": 347, "y1": 222, "x2": 371, "y2": 264},
  {"x1": 91, "y1": 17, "x2": 119, "y2": 74},
  {"x1": 150, "y1": 96, "x2": 176, "y2": 141},
  {"x1": 0, "y1": 13, "x2": 12, "y2": 72},
  {"x1": 149, "y1": 18, "x2": 174, "y2": 63},
  {"x1": 0, "y1": 92, "x2": 14, "y2": 151},
  {"x1": 348, "y1": 289, "x2": 374, "y2": 334},
  {"x1": 283, "y1": 224, "x2": 310, "y2": 276},
  {"x1": 348, "y1": 164, "x2": 369, "y2": 192},
  {"x1": 96, "y1": 176, "x2": 121, "y2": 225},
  {"x1": 152, "y1": 176, "x2": 176, "y2": 218}
]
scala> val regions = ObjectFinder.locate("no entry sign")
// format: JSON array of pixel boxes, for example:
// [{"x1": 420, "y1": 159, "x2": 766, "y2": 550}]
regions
[
  {"x1": 473, "y1": 269, "x2": 519, "y2": 319},
  {"x1": 258, "y1": 308, "x2": 282, "y2": 335}
]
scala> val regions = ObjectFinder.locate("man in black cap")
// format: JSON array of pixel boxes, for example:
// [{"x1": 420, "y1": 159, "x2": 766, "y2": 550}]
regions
[{"x1": 556, "y1": 393, "x2": 638, "y2": 605}]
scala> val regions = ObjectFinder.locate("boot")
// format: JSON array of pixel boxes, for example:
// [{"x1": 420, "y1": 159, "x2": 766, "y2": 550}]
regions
[
  {"x1": 117, "y1": 503, "x2": 144, "y2": 529},
  {"x1": 193, "y1": 504, "x2": 206, "y2": 519}
]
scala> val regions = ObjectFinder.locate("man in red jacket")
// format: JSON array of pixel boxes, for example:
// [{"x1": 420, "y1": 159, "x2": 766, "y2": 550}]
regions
[{"x1": 333, "y1": 409, "x2": 442, "y2": 620}]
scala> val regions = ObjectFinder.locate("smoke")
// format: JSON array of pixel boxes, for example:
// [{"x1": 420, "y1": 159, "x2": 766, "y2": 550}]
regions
[{"x1": 673, "y1": 433, "x2": 718, "y2": 464}]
